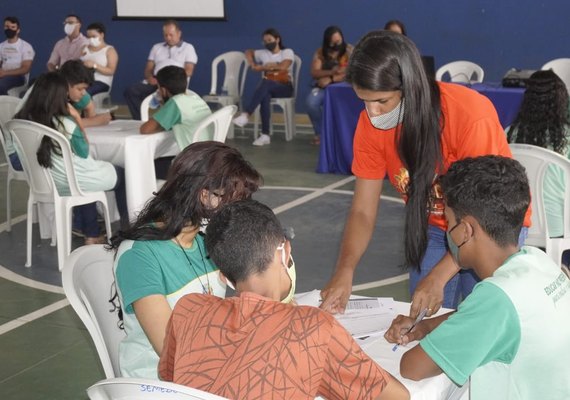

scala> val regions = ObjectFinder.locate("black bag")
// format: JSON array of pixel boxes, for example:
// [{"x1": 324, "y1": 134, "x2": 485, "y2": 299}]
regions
[{"x1": 502, "y1": 68, "x2": 536, "y2": 88}]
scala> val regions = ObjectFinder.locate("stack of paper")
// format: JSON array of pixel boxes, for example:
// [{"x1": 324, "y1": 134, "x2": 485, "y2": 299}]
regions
[{"x1": 295, "y1": 290, "x2": 397, "y2": 338}]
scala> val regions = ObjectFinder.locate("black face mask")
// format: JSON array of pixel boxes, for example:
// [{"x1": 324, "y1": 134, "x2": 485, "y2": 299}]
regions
[
  {"x1": 264, "y1": 42, "x2": 277, "y2": 52},
  {"x1": 329, "y1": 42, "x2": 344, "y2": 53},
  {"x1": 4, "y1": 29, "x2": 17, "y2": 39}
]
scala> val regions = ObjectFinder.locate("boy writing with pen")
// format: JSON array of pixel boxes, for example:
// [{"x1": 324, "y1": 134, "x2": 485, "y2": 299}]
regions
[{"x1": 385, "y1": 156, "x2": 570, "y2": 399}]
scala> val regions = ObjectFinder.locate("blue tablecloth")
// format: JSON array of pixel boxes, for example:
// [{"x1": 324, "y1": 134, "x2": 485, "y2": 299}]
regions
[{"x1": 316, "y1": 82, "x2": 525, "y2": 175}]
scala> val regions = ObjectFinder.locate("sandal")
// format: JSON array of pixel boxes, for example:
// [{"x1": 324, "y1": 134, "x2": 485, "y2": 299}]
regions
[
  {"x1": 84, "y1": 235, "x2": 107, "y2": 246},
  {"x1": 310, "y1": 136, "x2": 321, "y2": 146}
]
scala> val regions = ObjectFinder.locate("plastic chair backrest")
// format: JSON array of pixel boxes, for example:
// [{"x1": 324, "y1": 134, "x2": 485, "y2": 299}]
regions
[
  {"x1": 435, "y1": 60, "x2": 484, "y2": 83},
  {"x1": 542, "y1": 58, "x2": 570, "y2": 92},
  {"x1": 7, "y1": 119, "x2": 87, "y2": 198},
  {"x1": 0, "y1": 96, "x2": 22, "y2": 158},
  {"x1": 208, "y1": 51, "x2": 248, "y2": 104},
  {"x1": 62, "y1": 245, "x2": 125, "y2": 379},
  {"x1": 290, "y1": 54, "x2": 302, "y2": 99},
  {"x1": 192, "y1": 105, "x2": 237, "y2": 143},
  {"x1": 140, "y1": 94, "x2": 153, "y2": 122},
  {"x1": 86, "y1": 378, "x2": 229, "y2": 400},
  {"x1": 510, "y1": 143, "x2": 570, "y2": 252}
]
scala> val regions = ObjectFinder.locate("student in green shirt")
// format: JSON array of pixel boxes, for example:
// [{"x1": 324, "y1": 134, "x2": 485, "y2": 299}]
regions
[
  {"x1": 385, "y1": 155, "x2": 570, "y2": 400},
  {"x1": 140, "y1": 65, "x2": 212, "y2": 179}
]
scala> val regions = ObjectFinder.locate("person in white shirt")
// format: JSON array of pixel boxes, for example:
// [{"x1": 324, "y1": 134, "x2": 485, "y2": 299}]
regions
[
  {"x1": 123, "y1": 19, "x2": 197, "y2": 120},
  {"x1": 80, "y1": 22, "x2": 118, "y2": 96},
  {"x1": 0, "y1": 16, "x2": 34, "y2": 95},
  {"x1": 232, "y1": 28, "x2": 295, "y2": 146},
  {"x1": 47, "y1": 14, "x2": 89, "y2": 72}
]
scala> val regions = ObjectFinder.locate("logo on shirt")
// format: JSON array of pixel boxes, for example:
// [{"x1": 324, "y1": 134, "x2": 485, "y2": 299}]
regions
[{"x1": 393, "y1": 168, "x2": 444, "y2": 216}]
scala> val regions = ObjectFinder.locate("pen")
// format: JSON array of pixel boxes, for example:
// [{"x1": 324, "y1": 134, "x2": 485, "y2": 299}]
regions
[{"x1": 392, "y1": 307, "x2": 429, "y2": 351}]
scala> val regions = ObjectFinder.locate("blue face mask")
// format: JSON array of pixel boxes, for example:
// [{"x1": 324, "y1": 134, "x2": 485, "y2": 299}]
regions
[{"x1": 446, "y1": 221, "x2": 470, "y2": 267}]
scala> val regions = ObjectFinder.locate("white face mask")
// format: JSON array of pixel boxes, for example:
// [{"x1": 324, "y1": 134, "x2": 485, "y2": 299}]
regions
[
  {"x1": 64, "y1": 23, "x2": 76, "y2": 36},
  {"x1": 89, "y1": 36, "x2": 101, "y2": 47},
  {"x1": 368, "y1": 99, "x2": 405, "y2": 130},
  {"x1": 277, "y1": 242, "x2": 296, "y2": 304}
]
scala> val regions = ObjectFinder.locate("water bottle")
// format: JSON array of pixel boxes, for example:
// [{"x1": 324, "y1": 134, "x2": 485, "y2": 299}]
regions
[{"x1": 149, "y1": 91, "x2": 161, "y2": 109}]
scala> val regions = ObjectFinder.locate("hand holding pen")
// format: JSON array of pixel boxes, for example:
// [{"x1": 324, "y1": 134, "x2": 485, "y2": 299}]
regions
[{"x1": 387, "y1": 308, "x2": 429, "y2": 351}]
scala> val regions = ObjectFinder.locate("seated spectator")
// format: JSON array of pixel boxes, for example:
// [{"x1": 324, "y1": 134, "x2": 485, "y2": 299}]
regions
[
  {"x1": 306, "y1": 26, "x2": 353, "y2": 145},
  {"x1": 140, "y1": 65, "x2": 213, "y2": 179},
  {"x1": 59, "y1": 60, "x2": 112, "y2": 127},
  {"x1": 0, "y1": 16, "x2": 34, "y2": 96},
  {"x1": 506, "y1": 70, "x2": 570, "y2": 240},
  {"x1": 384, "y1": 20, "x2": 407, "y2": 35},
  {"x1": 14, "y1": 72, "x2": 127, "y2": 244},
  {"x1": 80, "y1": 22, "x2": 118, "y2": 96},
  {"x1": 232, "y1": 28, "x2": 295, "y2": 146},
  {"x1": 385, "y1": 156, "x2": 570, "y2": 399},
  {"x1": 124, "y1": 20, "x2": 197, "y2": 120},
  {"x1": 110, "y1": 141, "x2": 262, "y2": 379},
  {"x1": 159, "y1": 199, "x2": 409, "y2": 399},
  {"x1": 47, "y1": 14, "x2": 88, "y2": 71}
]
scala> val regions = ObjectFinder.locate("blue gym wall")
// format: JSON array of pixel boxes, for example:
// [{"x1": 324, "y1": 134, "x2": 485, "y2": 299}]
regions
[{"x1": 1, "y1": 0, "x2": 569, "y2": 114}]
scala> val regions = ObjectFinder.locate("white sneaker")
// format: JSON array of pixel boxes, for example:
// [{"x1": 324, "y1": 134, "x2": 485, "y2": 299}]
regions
[
  {"x1": 232, "y1": 113, "x2": 249, "y2": 128},
  {"x1": 252, "y1": 134, "x2": 271, "y2": 146}
]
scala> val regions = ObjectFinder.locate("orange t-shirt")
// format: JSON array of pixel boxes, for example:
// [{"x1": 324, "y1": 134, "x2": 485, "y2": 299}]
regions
[
  {"x1": 159, "y1": 292, "x2": 390, "y2": 400},
  {"x1": 352, "y1": 81, "x2": 532, "y2": 230}
]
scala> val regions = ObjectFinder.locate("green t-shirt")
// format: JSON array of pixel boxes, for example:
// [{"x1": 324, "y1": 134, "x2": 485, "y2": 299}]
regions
[
  {"x1": 72, "y1": 93, "x2": 91, "y2": 112},
  {"x1": 152, "y1": 91, "x2": 213, "y2": 150},
  {"x1": 114, "y1": 234, "x2": 226, "y2": 379},
  {"x1": 421, "y1": 246, "x2": 570, "y2": 400}
]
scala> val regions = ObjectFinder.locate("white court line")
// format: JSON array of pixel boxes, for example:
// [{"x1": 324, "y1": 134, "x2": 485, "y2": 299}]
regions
[
  {"x1": 0, "y1": 214, "x2": 27, "y2": 233},
  {"x1": 0, "y1": 264, "x2": 64, "y2": 294},
  {"x1": 273, "y1": 176, "x2": 355, "y2": 215},
  {"x1": 0, "y1": 162, "x2": 7, "y2": 168},
  {"x1": 0, "y1": 298, "x2": 69, "y2": 335}
]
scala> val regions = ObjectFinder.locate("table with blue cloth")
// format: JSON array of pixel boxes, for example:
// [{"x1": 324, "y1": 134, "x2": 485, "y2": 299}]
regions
[{"x1": 317, "y1": 82, "x2": 525, "y2": 175}]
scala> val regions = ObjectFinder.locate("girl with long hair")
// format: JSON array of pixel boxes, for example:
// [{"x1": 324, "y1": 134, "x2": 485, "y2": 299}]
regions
[
  {"x1": 306, "y1": 26, "x2": 353, "y2": 145},
  {"x1": 507, "y1": 69, "x2": 570, "y2": 239},
  {"x1": 320, "y1": 30, "x2": 531, "y2": 317},
  {"x1": 14, "y1": 71, "x2": 126, "y2": 244},
  {"x1": 110, "y1": 141, "x2": 262, "y2": 378}
]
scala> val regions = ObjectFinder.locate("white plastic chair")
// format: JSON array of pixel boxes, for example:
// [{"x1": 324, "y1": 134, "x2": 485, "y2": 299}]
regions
[
  {"x1": 92, "y1": 81, "x2": 115, "y2": 113},
  {"x1": 87, "y1": 378, "x2": 229, "y2": 400},
  {"x1": 0, "y1": 96, "x2": 27, "y2": 231},
  {"x1": 253, "y1": 54, "x2": 302, "y2": 142},
  {"x1": 510, "y1": 143, "x2": 570, "y2": 266},
  {"x1": 202, "y1": 51, "x2": 248, "y2": 139},
  {"x1": 7, "y1": 119, "x2": 113, "y2": 270},
  {"x1": 7, "y1": 72, "x2": 30, "y2": 98},
  {"x1": 435, "y1": 61, "x2": 484, "y2": 83},
  {"x1": 140, "y1": 93, "x2": 154, "y2": 122},
  {"x1": 190, "y1": 105, "x2": 237, "y2": 144},
  {"x1": 541, "y1": 58, "x2": 570, "y2": 93},
  {"x1": 62, "y1": 245, "x2": 124, "y2": 378}
]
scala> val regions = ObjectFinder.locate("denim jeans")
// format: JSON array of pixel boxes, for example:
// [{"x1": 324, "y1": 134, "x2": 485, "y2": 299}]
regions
[
  {"x1": 245, "y1": 79, "x2": 293, "y2": 134},
  {"x1": 87, "y1": 81, "x2": 110, "y2": 96},
  {"x1": 408, "y1": 225, "x2": 529, "y2": 309},
  {"x1": 0, "y1": 75, "x2": 25, "y2": 95},
  {"x1": 306, "y1": 87, "x2": 325, "y2": 136}
]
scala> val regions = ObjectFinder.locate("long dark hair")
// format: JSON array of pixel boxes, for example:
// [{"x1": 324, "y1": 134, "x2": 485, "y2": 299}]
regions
[
  {"x1": 346, "y1": 30, "x2": 443, "y2": 268},
  {"x1": 263, "y1": 28, "x2": 285, "y2": 49},
  {"x1": 109, "y1": 141, "x2": 262, "y2": 250},
  {"x1": 321, "y1": 25, "x2": 347, "y2": 61},
  {"x1": 14, "y1": 72, "x2": 71, "y2": 168},
  {"x1": 507, "y1": 70, "x2": 569, "y2": 154}
]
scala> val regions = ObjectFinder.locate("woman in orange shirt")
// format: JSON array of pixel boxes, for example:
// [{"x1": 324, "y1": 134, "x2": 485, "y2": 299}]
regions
[{"x1": 320, "y1": 30, "x2": 530, "y2": 317}]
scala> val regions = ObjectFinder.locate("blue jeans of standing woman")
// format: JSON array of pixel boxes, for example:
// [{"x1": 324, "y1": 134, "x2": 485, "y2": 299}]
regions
[
  {"x1": 245, "y1": 79, "x2": 293, "y2": 134},
  {"x1": 408, "y1": 225, "x2": 529, "y2": 309},
  {"x1": 306, "y1": 87, "x2": 325, "y2": 136}
]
